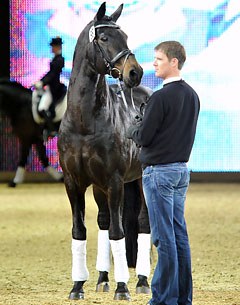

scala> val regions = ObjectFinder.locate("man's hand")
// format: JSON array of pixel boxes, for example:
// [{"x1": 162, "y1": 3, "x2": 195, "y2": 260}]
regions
[
  {"x1": 126, "y1": 124, "x2": 140, "y2": 139},
  {"x1": 126, "y1": 113, "x2": 143, "y2": 139}
]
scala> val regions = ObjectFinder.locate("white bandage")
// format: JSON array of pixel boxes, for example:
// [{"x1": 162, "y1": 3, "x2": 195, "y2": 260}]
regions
[
  {"x1": 71, "y1": 239, "x2": 89, "y2": 281},
  {"x1": 96, "y1": 230, "x2": 111, "y2": 272},
  {"x1": 110, "y1": 238, "x2": 129, "y2": 283},
  {"x1": 136, "y1": 233, "x2": 151, "y2": 277},
  {"x1": 13, "y1": 166, "x2": 25, "y2": 184},
  {"x1": 46, "y1": 166, "x2": 63, "y2": 181}
]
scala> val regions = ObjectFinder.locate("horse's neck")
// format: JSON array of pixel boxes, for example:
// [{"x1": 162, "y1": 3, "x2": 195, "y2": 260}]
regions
[
  {"x1": 67, "y1": 68, "x2": 110, "y2": 134},
  {"x1": 0, "y1": 85, "x2": 31, "y2": 118}
]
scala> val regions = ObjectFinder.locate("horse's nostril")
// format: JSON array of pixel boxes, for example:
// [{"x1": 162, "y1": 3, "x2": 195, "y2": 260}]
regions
[
  {"x1": 130, "y1": 69, "x2": 138, "y2": 79},
  {"x1": 129, "y1": 68, "x2": 142, "y2": 85}
]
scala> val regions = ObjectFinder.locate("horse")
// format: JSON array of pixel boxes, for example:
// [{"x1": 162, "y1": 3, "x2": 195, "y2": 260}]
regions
[
  {"x1": 58, "y1": 2, "x2": 152, "y2": 301},
  {"x1": 0, "y1": 79, "x2": 64, "y2": 186}
]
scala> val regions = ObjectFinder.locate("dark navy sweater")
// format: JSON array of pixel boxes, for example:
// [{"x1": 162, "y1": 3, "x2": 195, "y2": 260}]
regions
[{"x1": 131, "y1": 80, "x2": 200, "y2": 166}]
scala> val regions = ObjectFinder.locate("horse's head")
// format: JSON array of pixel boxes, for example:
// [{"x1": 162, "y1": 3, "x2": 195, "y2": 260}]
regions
[{"x1": 88, "y1": 2, "x2": 143, "y2": 88}]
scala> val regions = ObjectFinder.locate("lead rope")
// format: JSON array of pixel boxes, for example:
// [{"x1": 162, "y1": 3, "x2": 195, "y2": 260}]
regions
[
  {"x1": 117, "y1": 79, "x2": 137, "y2": 112},
  {"x1": 117, "y1": 79, "x2": 128, "y2": 108},
  {"x1": 130, "y1": 87, "x2": 136, "y2": 112}
]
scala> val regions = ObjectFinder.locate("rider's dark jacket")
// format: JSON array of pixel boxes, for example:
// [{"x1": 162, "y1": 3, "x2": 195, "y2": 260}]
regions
[{"x1": 41, "y1": 53, "x2": 66, "y2": 102}]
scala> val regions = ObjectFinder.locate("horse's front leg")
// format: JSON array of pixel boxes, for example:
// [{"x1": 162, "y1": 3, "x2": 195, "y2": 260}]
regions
[
  {"x1": 8, "y1": 141, "x2": 31, "y2": 187},
  {"x1": 108, "y1": 180, "x2": 131, "y2": 301},
  {"x1": 64, "y1": 175, "x2": 89, "y2": 300},
  {"x1": 35, "y1": 139, "x2": 63, "y2": 182},
  {"x1": 93, "y1": 186, "x2": 111, "y2": 292}
]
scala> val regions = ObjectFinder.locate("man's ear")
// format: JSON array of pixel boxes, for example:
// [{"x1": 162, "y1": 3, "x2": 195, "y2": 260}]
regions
[{"x1": 170, "y1": 57, "x2": 178, "y2": 68}]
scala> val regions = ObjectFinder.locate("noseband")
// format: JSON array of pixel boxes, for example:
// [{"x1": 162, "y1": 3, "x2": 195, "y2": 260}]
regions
[{"x1": 90, "y1": 22, "x2": 133, "y2": 79}]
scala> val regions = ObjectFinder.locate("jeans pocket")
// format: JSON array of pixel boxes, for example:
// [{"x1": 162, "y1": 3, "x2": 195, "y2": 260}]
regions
[{"x1": 155, "y1": 170, "x2": 175, "y2": 197}]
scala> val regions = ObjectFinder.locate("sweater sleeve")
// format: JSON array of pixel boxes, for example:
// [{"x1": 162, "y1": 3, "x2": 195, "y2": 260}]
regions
[{"x1": 131, "y1": 91, "x2": 164, "y2": 146}]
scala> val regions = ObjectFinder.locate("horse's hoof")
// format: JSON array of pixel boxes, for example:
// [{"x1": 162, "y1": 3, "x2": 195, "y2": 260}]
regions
[
  {"x1": 68, "y1": 281, "x2": 85, "y2": 300},
  {"x1": 136, "y1": 275, "x2": 150, "y2": 294},
  {"x1": 136, "y1": 286, "x2": 151, "y2": 294},
  {"x1": 8, "y1": 181, "x2": 16, "y2": 187},
  {"x1": 114, "y1": 282, "x2": 131, "y2": 301},
  {"x1": 114, "y1": 291, "x2": 131, "y2": 301},
  {"x1": 69, "y1": 291, "x2": 84, "y2": 300},
  {"x1": 96, "y1": 271, "x2": 109, "y2": 292},
  {"x1": 96, "y1": 281, "x2": 110, "y2": 292}
]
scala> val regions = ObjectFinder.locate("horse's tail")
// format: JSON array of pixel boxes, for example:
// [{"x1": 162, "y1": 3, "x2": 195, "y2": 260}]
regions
[{"x1": 123, "y1": 180, "x2": 142, "y2": 268}]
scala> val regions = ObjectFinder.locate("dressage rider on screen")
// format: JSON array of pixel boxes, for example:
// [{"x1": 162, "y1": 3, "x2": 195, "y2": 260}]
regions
[{"x1": 34, "y1": 36, "x2": 66, "y2": 137}]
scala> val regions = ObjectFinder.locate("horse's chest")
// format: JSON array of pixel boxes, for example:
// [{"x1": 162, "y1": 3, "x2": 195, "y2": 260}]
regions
[{"x1": 80, "y1": 135, "x2": 115, "y2": 161}]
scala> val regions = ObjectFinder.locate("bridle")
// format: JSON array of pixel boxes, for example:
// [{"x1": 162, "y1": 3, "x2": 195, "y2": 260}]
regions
[
  {"x1": 89, "y1": 21, "x2": 137, "y2": 111},
  {"x1": 91, "y1": 22, "x2": 133, "y2": 80}
]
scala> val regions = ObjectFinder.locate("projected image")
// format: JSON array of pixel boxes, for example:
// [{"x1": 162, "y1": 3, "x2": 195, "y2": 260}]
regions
[{"x1": 5, "y1": 0, "x2": 240, "y2": 171}]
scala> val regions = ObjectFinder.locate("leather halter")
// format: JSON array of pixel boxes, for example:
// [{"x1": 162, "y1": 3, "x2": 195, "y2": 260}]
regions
[{"x1": 93, "y1": 23, "x2": 133, "y2": 79}]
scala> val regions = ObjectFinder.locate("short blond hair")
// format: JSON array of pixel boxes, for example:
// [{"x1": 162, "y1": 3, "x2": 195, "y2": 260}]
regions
[{"x1": 154, "y1": 41, "x2": 186, "y2": 70}]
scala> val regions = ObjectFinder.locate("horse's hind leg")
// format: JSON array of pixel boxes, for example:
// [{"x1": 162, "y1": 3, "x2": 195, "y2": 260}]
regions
[
  {"x1": 93, "y1": 186, "x2": 110, "y2": 293},
  {"x1": 124, "y1": 180, "x2": 151, "y2": 294},
  {"x1": 123, "y1": 181, "x2": 140, "y2": 268},
  {"x1": 9, "y1": 141, "x2": 31, "y2": 187},
  {"x1": 35, "y1": 140, "x2": 63, "y2": 182},
  {"x1": 63, "y1": 174, "x2": 89, "y2": 300},
  {"x1": 135, "y1": 179, "x2": 151, "y2": 294}
]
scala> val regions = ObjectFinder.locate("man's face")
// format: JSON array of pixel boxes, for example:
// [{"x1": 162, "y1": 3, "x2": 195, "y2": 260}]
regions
[{"x1": 153, "y1": 49, "x2": 174, "y2": 80}]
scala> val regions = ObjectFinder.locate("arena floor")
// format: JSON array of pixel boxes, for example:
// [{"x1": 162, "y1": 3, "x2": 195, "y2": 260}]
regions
[{"x1": 0, "y1": 182, "x2": 239, "y2": 305}]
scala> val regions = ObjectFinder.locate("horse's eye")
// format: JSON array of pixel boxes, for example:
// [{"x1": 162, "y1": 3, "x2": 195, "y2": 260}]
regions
[{"x1": 99, "y1": 34, "x2": 108, "y2": 42}]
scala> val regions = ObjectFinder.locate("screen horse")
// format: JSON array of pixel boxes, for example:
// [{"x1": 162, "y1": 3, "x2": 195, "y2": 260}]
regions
[
  {"x1": 58, "y1": 2, "x2": 152, "y2": 301},
  {"x1": 0, "y1": 79, "x2": 64, "y2": 186}
]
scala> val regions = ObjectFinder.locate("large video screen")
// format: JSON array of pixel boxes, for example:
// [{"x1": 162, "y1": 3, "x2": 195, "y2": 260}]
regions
[{"x1": 2, "y1": 0, "x2": 240, "y2": 172}]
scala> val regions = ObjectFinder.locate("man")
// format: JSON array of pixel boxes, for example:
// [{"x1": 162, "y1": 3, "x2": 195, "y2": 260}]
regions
[
  {"x1": 34, "y1": 36, "x2": 66, "y2": 136},
  {"x1": 127, "y1": 41, "x2": 200, "y2": 305}
]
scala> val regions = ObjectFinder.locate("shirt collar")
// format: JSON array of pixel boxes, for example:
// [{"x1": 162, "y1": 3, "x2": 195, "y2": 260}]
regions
[{"x1": 163, "y1": 76, "x2": 182, "y2": 86}]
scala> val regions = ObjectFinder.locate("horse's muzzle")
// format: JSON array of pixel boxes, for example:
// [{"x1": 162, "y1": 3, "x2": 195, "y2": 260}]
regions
[
  {"x1": 124, "y1": 65, "x2": 143, "y2": 88},
  {"x1": 119, "y1": 53, "x2": 143, "y2": 88}
]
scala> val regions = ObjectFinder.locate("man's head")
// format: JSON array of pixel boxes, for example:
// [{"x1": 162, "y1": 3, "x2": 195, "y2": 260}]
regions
[{"x1": 153, "y1": 41, "x2": 186, "y2": 80}]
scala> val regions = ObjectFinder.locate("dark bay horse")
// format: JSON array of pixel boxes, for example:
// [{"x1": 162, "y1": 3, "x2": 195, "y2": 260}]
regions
[
  {"x1": 58, "y1": 2, "x2": 151, "y2": 301},
  {"x1": 0, "y1": 79, "x2": 63, "y2": 186}
]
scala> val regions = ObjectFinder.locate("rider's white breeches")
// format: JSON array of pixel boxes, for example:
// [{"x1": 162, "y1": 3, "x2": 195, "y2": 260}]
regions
[{"x1": 38, "y1": 87, "x2": 53, "y2": 112}]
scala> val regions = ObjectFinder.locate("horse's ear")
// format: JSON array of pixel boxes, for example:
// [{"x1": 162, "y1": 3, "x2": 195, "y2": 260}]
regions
[
  {"x1": 110, "y1": 3, "x2": 123, "y2": 22},
  {"x1": 94, "y1": 2, "x2": 106, "y2": 21}
]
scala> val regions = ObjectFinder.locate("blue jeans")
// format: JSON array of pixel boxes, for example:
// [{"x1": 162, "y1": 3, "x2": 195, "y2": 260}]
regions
[{"x1": 142, "y1": 163, "x2": 192, "y2": 305}]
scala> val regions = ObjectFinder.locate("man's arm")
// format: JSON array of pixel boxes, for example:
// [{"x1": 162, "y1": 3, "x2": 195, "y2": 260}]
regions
[{"x1": 126, "y1": 92, "x2": 163, "y2": 147}]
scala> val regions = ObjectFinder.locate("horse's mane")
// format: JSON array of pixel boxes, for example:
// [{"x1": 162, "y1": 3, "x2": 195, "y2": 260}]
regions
[
  {"x1": 0, "y1": 78, "x2": 31, "y2": 93},
  {"x1": 0, "y1": 78, "x2": 32, "y2": 117}
]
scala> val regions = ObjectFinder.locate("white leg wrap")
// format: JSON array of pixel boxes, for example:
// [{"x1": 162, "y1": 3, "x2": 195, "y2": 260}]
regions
[
  {"x1": 46, "y1": 166, "x2": 63, "y2": 181},
  {"x1": 136, "y1": 233, "x2": 151, "y2": 277},
  {"x1": 110, "y1": 238, "x2": 129, "y2": 283},
  {"x1": 13, "y1": 166, "x2": 25, "y2": 184},
  {"x1": 71, "y1": 239, "x2": 89, "y2": 281},
  {"x1": 96, "y1": 230, "x2": 111, "y2": 272}
]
